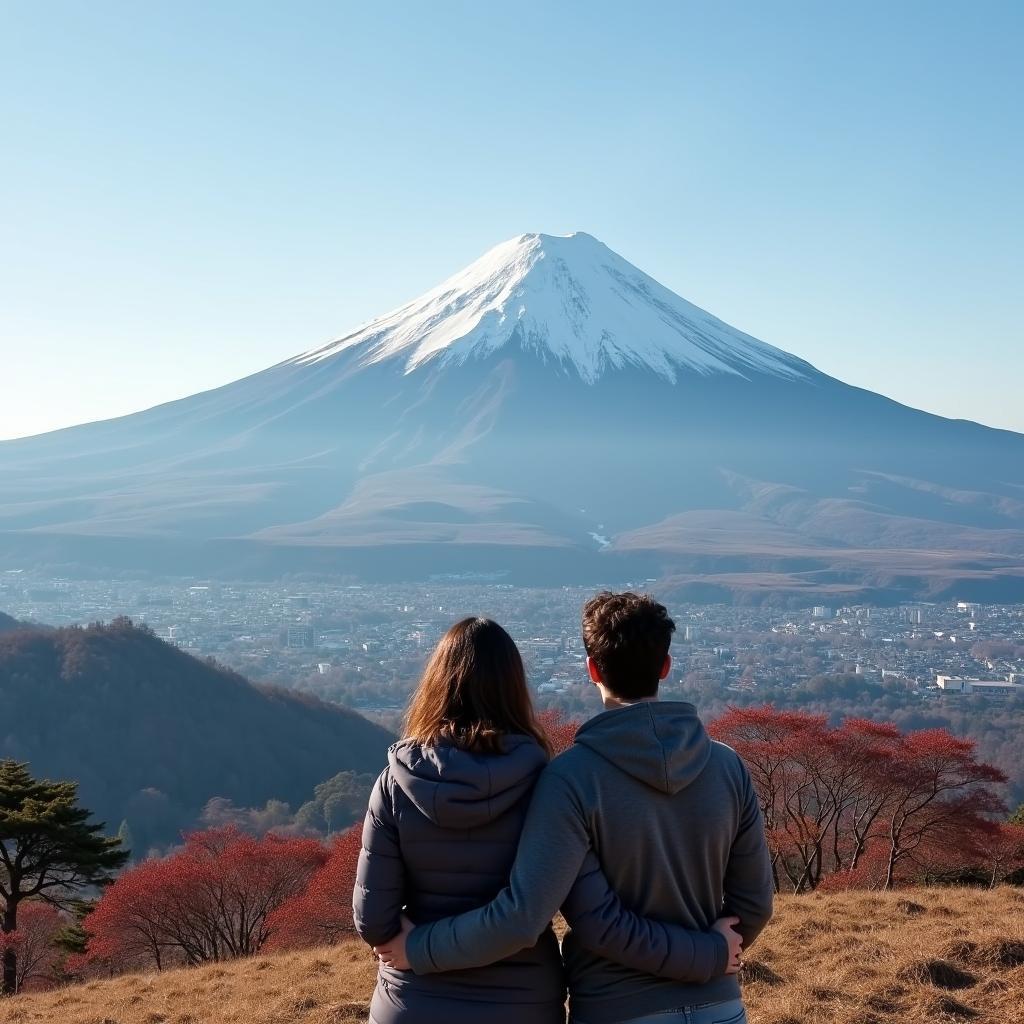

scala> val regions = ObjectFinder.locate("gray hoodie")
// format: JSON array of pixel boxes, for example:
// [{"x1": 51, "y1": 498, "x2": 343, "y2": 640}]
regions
[{"x1": 406, "y1": 703, "x2": 774, "y2": 1024}]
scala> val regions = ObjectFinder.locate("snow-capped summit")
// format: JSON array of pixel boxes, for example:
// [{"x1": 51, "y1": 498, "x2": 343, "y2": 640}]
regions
[
  {"x1": 4, "y1": 230, "x2": 1022, "y2": 603},
  {"x1": 292, "y1": 231, "x2": 813, "y2": 383}
]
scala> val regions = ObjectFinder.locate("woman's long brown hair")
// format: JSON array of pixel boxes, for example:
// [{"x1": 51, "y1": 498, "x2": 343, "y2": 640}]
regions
[{"x1": 404, "y1": 617, "x2": 551, "y2": 756}]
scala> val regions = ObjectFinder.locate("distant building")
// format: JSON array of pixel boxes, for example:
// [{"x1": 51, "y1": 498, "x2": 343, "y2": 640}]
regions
[
  {"x1": 684, "y1": 625, "x2": 700, "y2": 642},
  {"x1": 160, "y1": 625, "x2": 183, "y2": 647},
  {"x1": 537, "y1": 679, "x2": 569, "y2": 695},
  {"x1": 965, "y1": 681, "x2": 1023, "y2": 698},
  {"x1": 936, "y1": 674, "x2": 1023, "y2": 699},
  {"x1": 520, "y1": 638, "x2": 563, "y2": 657},
  {"x1": 812, "y1": 606, "x2": 833, "y2": 619},
  {"x1": 286, "y1": 624, "x2": 316, "y2": 649}
]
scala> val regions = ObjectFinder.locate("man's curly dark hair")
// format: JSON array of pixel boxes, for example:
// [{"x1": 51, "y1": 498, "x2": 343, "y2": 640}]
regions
[{"x1": 581, "y1": 591, "x2": 675, "y2": 700}]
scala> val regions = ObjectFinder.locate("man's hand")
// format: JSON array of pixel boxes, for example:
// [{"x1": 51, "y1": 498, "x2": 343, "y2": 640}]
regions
[
  {"x1": 711, "y1": 915, "x2": 743, "y2": 975},
  {"x1": 374, "y1": 914, "x2": 414, "y2": 971}
]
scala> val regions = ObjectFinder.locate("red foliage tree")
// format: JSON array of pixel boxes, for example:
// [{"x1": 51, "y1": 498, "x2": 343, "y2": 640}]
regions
[
  {"x1": 877, "y1": 729, "x2": 1006, "y2": 889},
  {"x1": 0, "y1": 903, "x2": 64, "y2": 993},
  {"x1": 82, "y1": 827, "x2": 327, "y2": 972},
  {"x1": 79, "y1": 857, "x2": 177, "y2": 974},
  {"x1": 974, "y1": 823, "x2": 1024, "y2": 888},
  {"x1": 709, "y1": 707, "x2": 834, "y2": 891},
  {"x1": 265, "y1": 825, "x2": 363, "y2": 950},
  {"x1": 537, "y1": 708, "x2": 580, "y2": 755},
  {"x1": 829, "y1": 719, "x2": 904, "y2": 873},
  {"x1": 709, "y1": 705, "x2": 1007, "y2": 892}
]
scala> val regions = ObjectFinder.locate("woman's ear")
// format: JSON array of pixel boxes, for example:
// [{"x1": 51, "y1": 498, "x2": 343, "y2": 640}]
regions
[
  {"x1": 586, "y1": 656, "x2": 603, "y2": 684},
  {"x1": 660, "y1": 654, "x2": 672, "y2": 680}
]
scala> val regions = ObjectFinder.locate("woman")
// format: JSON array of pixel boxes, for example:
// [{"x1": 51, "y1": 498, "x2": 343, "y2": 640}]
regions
[
  {"x1": 353, "y1": 617, "x2": 737, "y2": 1024},
  {"x1": 353, "y1": 617, "x2": 565, "y2": 1024}
]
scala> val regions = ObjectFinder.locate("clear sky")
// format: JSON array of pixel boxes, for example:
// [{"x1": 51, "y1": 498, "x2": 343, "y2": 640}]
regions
[{"x1": 2, "y1": 1, "x2": 1021, "y2": 440}]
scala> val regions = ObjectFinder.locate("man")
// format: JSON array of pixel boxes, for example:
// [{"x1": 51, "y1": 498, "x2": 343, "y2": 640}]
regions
[{"x1": 378, "y1": 592, "x2": 773, "y2": 1024}]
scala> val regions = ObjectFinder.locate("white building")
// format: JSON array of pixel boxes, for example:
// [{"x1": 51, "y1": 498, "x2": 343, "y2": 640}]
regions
[{"x1": 936, "y1": 674, "x2": 1023, "y2": 698}]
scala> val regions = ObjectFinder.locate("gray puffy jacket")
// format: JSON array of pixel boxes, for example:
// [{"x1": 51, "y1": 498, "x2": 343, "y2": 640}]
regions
[{"x1": 353, "y1": 735, "x2": 564, "y2": 1023}]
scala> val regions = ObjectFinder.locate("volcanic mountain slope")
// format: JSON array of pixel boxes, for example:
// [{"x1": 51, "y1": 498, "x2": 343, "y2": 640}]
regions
[{"x1": 1, "y1": 231, "x2": 1023, "y2": 601}]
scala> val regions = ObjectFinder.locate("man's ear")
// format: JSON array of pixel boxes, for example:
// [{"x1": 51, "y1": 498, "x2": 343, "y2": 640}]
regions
[
  {"x1": 659, "y1": 654, "x2": 672, "y2": 680},
  {"x1": 586, "y1": 656, "x2": 603, "y2": 684}
]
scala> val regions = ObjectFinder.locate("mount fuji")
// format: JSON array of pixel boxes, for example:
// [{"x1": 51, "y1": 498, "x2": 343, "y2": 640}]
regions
[{"x1": 3, "y1": 231, "x2": 1023, "y2": 603}]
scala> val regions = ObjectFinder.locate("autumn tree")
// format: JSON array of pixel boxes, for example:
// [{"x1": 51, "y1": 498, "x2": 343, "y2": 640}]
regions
[
  {"x1": 878, "y1": 729, "x2": 1006, "y2": 889},
  {"x1": 830, "y1": 719, "x2": 903, "y2": 873},
  {"x1": 0, "y1": 903, "x2": 65, "y2": 992},
  {"x1": 708, "y1": 706, "x2": 1008, "y2": 892},
  {"x1": 708, "y1": 706, "x2": 827, "y2": 891},
  {"x1": 0, "y1": 760, "x2": 127, "y2": 995},
  {"x1": 82, "y1": 827, "x2": 327, "y2": 972},
  {"x1": 537, "y1": 708, "x2": 579, "y2": 755},
  {"x1": 186, "y1": 827, "x2": 327, "y2": 957},
  {"x1": 970, "y1": 822, "x2": 1024, "y2": 888},
  {"x1": 81, "y1": 857, "x2": 180, "y2": 973},
  {"x1": 264, "y1": 825, "x2": 363, "y2": 949}
]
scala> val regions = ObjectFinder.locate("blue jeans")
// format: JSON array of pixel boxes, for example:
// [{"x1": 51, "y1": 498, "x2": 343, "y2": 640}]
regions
[{"x1": 573, "y1": 998, "x2": 747, "y2": 1024}]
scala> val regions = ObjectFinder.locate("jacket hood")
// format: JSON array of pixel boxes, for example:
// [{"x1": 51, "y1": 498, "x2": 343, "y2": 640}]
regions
[
  {"x1": 573, "y1": 701, "x2": 712, "y2": 794},
  {"x1": 388, "y1": 734, "x2": 547, "y2": 829}
]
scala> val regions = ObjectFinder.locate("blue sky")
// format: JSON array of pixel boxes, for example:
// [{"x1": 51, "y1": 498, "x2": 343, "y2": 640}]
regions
[{"x1": 2, "y1": 1, "x2": 1021, "y2": 439}]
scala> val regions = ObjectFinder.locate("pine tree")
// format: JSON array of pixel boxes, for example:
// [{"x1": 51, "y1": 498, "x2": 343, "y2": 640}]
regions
[
  {"x1": 54, "y1": 898, "x2": 94, "y2": 957},
  {"x1": 0, "y1": 760, "x2": 128, "y2": 995}
]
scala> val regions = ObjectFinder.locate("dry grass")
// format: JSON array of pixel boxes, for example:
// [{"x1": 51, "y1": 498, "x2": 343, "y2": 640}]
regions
[{"x1": 3, "y1": 888, "x2": 1023, "y2": 1024}]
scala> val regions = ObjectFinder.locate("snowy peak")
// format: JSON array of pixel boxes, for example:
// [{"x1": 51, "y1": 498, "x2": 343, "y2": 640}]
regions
[{"x1": 293, "y1": 232, "x2": 815, "y2": 384}]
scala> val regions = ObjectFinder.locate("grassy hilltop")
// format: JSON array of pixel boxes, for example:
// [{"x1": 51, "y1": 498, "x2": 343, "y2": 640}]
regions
[{"x1": 3, "y1": 888, "x2": 1022, "y2": 1024}]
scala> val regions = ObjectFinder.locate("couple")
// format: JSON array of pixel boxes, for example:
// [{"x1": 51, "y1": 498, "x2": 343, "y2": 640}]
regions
[{"x1": 353, "y1": 592, "x2": 773, "y2": 1024}]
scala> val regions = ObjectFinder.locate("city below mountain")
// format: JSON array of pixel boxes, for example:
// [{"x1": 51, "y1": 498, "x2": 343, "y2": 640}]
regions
[{"x1": 2, "y1": 232, "x2": 1023, "y2": 603}]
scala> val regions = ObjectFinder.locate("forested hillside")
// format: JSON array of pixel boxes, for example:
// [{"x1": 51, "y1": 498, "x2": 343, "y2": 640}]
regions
[{"x1": 0, "y1": 618, "x2": 393, "y2": 851}]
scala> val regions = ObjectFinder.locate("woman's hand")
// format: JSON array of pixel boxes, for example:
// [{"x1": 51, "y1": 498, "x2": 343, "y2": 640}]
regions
[
  {"x1": 711, "y1": 915, "x2": 743, "y2": 974},
  {"x1": 374, "y1": 914, "x2": 414, "y2": 971}
]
